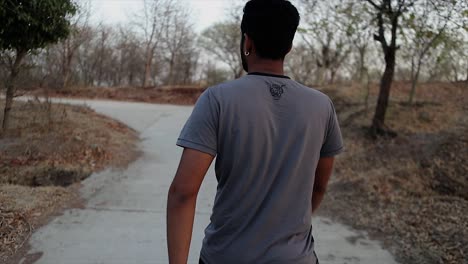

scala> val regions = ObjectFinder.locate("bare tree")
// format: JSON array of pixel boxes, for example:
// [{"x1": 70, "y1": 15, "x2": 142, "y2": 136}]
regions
[
  {"x1": 200, "y1": 22, "x2": 243, "y2": 79},
  {"x1": 338, "y1": 2, "x2": 374, "y2": 83},
  {"x1": 116, "y1": 27, "x2": 146, "y2": 86},
  {"x1": 301, "y1": 2, "x2": 351, "y2": 84},
  {"x1": 162, "y1": 5, "x2": 197, "y2": 85},
  {"x1": 426, "y1": 33, "x2": 468, "y2": 83},
  {"x1": 364, "y1": 0, "x2": 414, "y2": 137},
  {"x1": 75, "y1": 26, "x2": 97, "y2": 86},
  {"x1": 60, "y1": 2, "x2": 92, "y2": 88},
  {"x1": 336, "y1": 2, "x2": 375, "y2": 109},
  {"x1": 402, "y1": 0, "x2": 462, "y2": 104},
  {"x1": 137, "y1": 0, "x2": 176, "y2": 87},
  {"x1": 285, "y1": 44, "x2": 317, "y2": 85},
  {"x1": 204, "y1": 61, "x2": 230, "y2": 86},
  {"x1": 93, "y1": 26, "x2": 112, "y2": 86}
]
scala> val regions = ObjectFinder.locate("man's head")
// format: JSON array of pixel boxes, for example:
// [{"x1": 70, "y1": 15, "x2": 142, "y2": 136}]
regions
[{"x1": 240, "y1": 0, "x2": 300, "y2": 72}]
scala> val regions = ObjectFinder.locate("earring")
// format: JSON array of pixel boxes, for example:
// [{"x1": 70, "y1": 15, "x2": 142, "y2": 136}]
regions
[{"x1": 244, "y1": 51, "x2": 250, "y2": 56}]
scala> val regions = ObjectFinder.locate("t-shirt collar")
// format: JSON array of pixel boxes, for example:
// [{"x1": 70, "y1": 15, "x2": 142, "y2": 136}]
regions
[{"x1": 248, "y1": 72, "x2": 291, "y2": 79}]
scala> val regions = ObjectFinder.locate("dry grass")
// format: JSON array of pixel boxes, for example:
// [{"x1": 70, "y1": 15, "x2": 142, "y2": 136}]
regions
[
  {"x1": 0, "y1": 185, "x2": 77, "y2": 261},
  {"x1": 318, "y1": 81, "x2": 468, "y2": 264},
  {"x1": 30, "y1": 85, "x2": 206, "y2": 105},
  {"x1": 0, "y1": 98, "x2": 139, "y2": 261},
  {"x1": 10, "y1": 81, "x2": 468, "y2": 263},
  {"x1": 0, "y1": 99, "x2": 139, "y2": 186}
]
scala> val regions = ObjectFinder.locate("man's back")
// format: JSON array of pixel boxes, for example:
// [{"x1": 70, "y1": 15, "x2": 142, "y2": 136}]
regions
[
  {"x1": 177, "y1": 73, "x2": 343, "y2": 263},
  {"x1": 167, "y1": 2, "x2": 343, "y2": 263}
]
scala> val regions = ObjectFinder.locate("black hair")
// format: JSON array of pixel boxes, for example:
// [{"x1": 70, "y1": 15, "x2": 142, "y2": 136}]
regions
[{"x1": 241, "y1": 0, "x2": 300, "y2": 60}]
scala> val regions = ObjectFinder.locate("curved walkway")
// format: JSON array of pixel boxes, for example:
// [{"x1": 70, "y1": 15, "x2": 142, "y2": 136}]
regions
[{"x1": 20, "y1": 98, "x2": 398, "y2": 264}]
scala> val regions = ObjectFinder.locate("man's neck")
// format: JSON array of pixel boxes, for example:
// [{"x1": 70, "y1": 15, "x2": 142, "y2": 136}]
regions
[{"x1": 248, "y1": 59, "x2": 285, "y2": 76}]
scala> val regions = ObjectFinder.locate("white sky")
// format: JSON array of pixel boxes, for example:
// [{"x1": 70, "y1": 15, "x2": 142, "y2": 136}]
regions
[{"x1": 86, "y1": 0, "x2": 235, "y2": 32}]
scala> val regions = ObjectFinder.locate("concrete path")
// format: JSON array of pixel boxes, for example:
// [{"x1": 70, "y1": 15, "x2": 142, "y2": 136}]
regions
[{"x1": 20, "y1": 99, "x2": 398, "y2": 264}]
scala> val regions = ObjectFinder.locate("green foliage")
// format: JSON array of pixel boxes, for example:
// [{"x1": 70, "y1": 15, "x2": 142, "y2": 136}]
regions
[{"x1": 0, "y1": 0, "x2": 77, "y2": 52}]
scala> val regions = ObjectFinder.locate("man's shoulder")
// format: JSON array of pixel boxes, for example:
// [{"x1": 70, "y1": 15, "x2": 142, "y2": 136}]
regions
[
  {"x1": 291, "y1": 81, "x2": 332, "y2": 105},
  {"x1": 293, "y1": 81, "x2": 326, "y2": 96},
  {"x1": 208, "y1": 76, "x2": 249, "y2": 90},
  {"x1": 204, "y1": 77, "x2": 252, "y2": 100}
]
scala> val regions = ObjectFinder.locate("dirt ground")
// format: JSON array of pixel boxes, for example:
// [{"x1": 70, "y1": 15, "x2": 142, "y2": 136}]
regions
[
  {"x1": 0, "y1": 99, "x2": 139, "y2": 262},
  {"x1": 318, "y1": 81, "x2": 468, "y2": 264}
]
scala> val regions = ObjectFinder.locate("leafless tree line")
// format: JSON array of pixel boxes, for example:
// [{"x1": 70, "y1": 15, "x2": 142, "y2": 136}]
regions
[
  {"x1": 0, "y1": 0, "x2": 466, "y2": 92},
  {"x1": 0, "y1": 0, "x2": 201, "y2": 90},
  {"x1": 287, "y1": 0, "x2": 467, "y2": 86}
]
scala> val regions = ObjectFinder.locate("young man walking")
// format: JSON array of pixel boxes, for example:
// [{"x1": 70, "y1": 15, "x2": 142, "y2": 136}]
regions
[{"x1": 167, "y1": 0, "x2": 343, "y2": 263}]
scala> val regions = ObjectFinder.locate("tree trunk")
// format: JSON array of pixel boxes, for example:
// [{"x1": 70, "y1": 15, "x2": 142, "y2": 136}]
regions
[
  {"x1": 358, "y1": 47, "x2": 367, "y2": 83},
  {"x1": 62, "y1": 61, "x2": 70, "y2": 88},
  {"x1": 143, "y1": 59, "x2": 152, "y2": 87},
  {"x1": 2, "y1": 50, "x2": 27, "y2": 131},
  {"x1": 329, "y1": 69, "x2": 336, "y2": 84},
  {"x1": 143, "y1": 46, "x2": 154, "y2": 87},
  {"x1": 364, "y1": 69, "x2": 370, "y2": 112},
  {"x1": 167, "y1": 56, "x2": 175, "y2": 85},
  {"x1": 62, "y1": 40, "x2": 74, "y2": 89},
  {"x1": 316, "y1": 67, "x2": 325, "y2": 85},
  {"x1": 371, "y1": 47, "x2": 396, "y2": 137},
  {"x1": 408, "y1": 58, "x2": 422, "y2": 105},
  {"x1": 97, "y1": 56, "x2": 103, "y2": 86},
  {"x1": 129, "y1": 72, "x2": 134, "y2": 86},
  {"x1": 62, "y1": 49, "x2": 75, "y2": 89},
  {"x1": 465, "y1": 66, "x2": 468, "y2": 83},
  {"x1": 451, "y1": 64, "x2": 459, "y2": 82}
]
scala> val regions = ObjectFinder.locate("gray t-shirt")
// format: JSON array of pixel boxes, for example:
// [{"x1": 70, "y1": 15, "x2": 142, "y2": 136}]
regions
[{"x1": 177, "y1": 73, "x2": 343, "y2": 264}]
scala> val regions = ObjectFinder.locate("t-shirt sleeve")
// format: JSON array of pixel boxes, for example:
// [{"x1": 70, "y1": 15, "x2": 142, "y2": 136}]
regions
[
  {"x1": 320, "y1": 99, "x2": 344, "y2": 157},
  {"x1": 176, "y1": 88, "x2": 219, "y2": 156}
]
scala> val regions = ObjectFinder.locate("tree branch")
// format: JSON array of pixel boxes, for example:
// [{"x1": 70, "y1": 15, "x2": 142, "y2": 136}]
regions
[
  {"x1": 374, "y1": 12, "x2": 388, "y2": 51},
  {"x1": 387, "y1": 0, "x2": 393, "y2": 14},
  {"x1": 366, "y1": 0, "x2": 381, "y2": 10}
]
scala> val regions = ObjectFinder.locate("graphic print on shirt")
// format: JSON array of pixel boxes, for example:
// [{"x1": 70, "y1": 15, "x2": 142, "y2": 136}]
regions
[{"x1": 267, "y1": 82, "x2": 285, "y2": 100}]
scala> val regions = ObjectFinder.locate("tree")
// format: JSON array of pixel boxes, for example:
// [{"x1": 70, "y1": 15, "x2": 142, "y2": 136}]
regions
[
  {"x1": 285, "y1": 44, "x2": 317, "y2": 85},
  {"x1": 113, "y1": 27, "x2": 145, "y2": 86},
  {"x1": 204, "y1": 61, "x2": 230, "y2": 86},
  {"x1": 336, "y1": 2, "x2": 375, "y2": 109},
  {"x1": 426, "y1": 32, "x2": 468, "y2": 83},
  {"x1": 92, "y1": 25, "x2": 112, "y2": 86},
  {"x1": 137, "y1": 0, "x2": 176, "y2": 87},
  {"x1": 402, "y1": 0, "x2": 463, "y2": 104},
  {"x1": 0, "y1": 0, "x2": 77, "y2": 130},
  {"x1": 338, "y1": 2, "x2": 373, "y2": 84},
  {"x1": 362, "y1": 0, "x2": 466, "y2": 135},
  {"x1": 200, "y1": 22, "x2": 243, "y2": 79},
  {"x1": 59, "y1": 2, "x2": 91, "y2": 88},
  {"x1": 300, "y1": 1, "x2": 351, "y2": 84},
  {"x1": 162, "y1": 5, "x2": 197, "y2": 85},
  {"x1": 364, "y1": 0, "x2": 414, "y2": 137}
]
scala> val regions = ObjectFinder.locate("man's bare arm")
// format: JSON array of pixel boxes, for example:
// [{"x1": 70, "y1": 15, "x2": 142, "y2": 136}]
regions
[
  {"x1": 312, "y1": 157, "x2": 335, "y2": 214},
  {"x1": 167, "y1": 148, "x2": 214, "y2": 264}
]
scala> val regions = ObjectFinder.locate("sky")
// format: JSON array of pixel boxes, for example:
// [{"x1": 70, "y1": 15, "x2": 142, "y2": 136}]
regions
[{"x1": 86, "y1": 0, "x2": 235, "y2": 32}]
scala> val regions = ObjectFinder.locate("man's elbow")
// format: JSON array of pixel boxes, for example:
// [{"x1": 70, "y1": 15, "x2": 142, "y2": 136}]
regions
[{"x1": 167, "y1": 183, "x2": 198, "y2": 206}]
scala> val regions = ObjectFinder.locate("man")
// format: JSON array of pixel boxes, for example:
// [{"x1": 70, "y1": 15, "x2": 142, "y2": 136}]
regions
[{"x1": 167, "y1": 0, "x2": 343, "y2": 263}]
